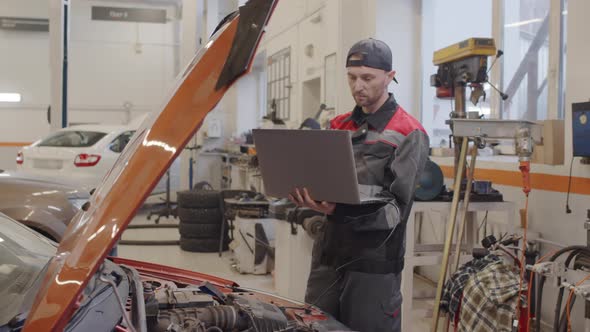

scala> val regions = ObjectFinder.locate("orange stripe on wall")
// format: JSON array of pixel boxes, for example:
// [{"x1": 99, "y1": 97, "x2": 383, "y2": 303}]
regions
[
  {"x1": 440, "y1": 165, "x2": 590, "y2": 195},
  {"x1": 0, "y1": 142, "x2": 31, "y2": 147}
]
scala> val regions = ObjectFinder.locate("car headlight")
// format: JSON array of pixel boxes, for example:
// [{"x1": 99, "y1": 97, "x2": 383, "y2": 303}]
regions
[{"x1": 68, "y1": 198, "x2": 88, "y2": 210}]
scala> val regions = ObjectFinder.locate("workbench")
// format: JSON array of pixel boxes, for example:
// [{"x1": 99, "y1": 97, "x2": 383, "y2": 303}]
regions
[{"x1": 401, "y1": 201, "x2": 517, "y2": 332}]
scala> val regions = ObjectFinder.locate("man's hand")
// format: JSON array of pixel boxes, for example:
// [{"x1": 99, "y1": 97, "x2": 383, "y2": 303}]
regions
[{"x1": 288, "y1": 187, "x2": 336, "y2": 215}]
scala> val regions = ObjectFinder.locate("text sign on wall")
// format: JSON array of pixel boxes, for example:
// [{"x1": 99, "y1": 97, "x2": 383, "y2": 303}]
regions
[
  {"x1": 0, "y1": 17, "x2": 49, "y2": 31},
  {"x1": 91, "y1": 6, "x2": 166, "y2": 24}
]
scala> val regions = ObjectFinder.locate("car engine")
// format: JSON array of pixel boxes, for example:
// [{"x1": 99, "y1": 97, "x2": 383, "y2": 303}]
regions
[{"x1": 144, "y1": 282, "x2": 290, "y2": 332}]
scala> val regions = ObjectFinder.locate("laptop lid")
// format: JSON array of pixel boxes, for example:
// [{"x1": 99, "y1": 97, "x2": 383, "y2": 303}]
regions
[{"x1": 253, "y1": 129, "x2": 363, "y2": 204}]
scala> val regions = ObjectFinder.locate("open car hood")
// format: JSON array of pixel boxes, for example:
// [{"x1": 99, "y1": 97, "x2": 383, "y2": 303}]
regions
[{"x1": 23, "y1": 1, "x2": 278, "y2": 330}]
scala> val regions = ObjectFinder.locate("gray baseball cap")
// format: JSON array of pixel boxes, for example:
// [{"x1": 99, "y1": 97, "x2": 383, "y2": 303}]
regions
[{"x1": 346, "y1": 38, "x2": 398, "y2": 83}]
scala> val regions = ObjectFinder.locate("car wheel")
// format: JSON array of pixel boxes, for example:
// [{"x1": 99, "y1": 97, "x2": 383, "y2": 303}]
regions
[
  {"x1": 177, "y1": 207, "x2": 221, "y2": 224},
  {"x1": 179, "y1": 237, "x2": 228, "y2": 252},
  {"x1": 179, "y1": 222, "x2": 222, "y2": 238},
  {"x1": 177, "y1": 190, "x2": 221, "y2": 209}
]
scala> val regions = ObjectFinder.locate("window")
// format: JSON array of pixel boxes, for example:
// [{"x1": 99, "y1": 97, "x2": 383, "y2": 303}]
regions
[
  {"x1": 502, "y1": 0, "x2": 551, "y2": 120},
  {"x1": 500, "y1": 0, "x2": 567, "y2": 120},
  {"x1": 38, "y1": 131, "x2": 107, "y2": 148},
  {"x1": 420, "y1": 0, "x2": 493, "y2": 147},
  {"x1": 267, "y1": 47, "x2": 291, "y2": 120},
  {"x1": 109, "y1": 131, "x2": 135, "y2": 153}
]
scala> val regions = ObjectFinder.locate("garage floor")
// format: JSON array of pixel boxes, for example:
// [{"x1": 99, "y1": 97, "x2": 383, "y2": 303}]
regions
[{"x1": 119, "y1": 203, "x2": 433, "y2": 331}]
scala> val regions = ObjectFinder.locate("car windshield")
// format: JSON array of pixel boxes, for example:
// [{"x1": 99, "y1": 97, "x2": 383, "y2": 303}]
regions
[
  {"x1": 109, "y1": 131, "x2": 136, "y2": 153},
  {"x1": 0, "y1": 214, "x2": 56, "y2": 325},
  {"x1": 38, "y1": 131, "x2": 107, "y2": 148}
]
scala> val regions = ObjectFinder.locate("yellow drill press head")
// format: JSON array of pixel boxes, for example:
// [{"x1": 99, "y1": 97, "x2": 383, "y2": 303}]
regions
[{"x1": 431, "y1": 38, "x2": 497, "y2": 103}]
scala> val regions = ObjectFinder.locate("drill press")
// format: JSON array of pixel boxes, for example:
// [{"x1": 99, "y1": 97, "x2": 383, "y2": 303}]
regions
[
  {"x1": 429, "y1": 38, "x2": 543, "y2": 332},
  {"x1": 431, "y1": 37, "x2": 498, "y2": 172}
]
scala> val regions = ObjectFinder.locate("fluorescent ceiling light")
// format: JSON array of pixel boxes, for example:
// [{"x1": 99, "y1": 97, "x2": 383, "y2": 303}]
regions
[
  {"x1": 0, "y1": 93, "x2": 21, "y2": 103},
  {"x1": 504, "y1": 18, "x2": 543, "y2": 28}
]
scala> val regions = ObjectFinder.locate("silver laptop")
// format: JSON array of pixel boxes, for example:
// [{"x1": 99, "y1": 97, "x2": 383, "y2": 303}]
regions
[{"x1": 253, "y1": 129, "x2": 390, "y2": 205}]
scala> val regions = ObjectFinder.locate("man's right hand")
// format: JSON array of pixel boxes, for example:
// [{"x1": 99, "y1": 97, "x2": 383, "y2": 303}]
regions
[{"x1": 289, "y1": 187, "x2": 336, "y2": 215}]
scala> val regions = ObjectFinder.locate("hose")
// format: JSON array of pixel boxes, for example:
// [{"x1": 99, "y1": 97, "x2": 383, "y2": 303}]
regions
[
  {"x1": 553, "y1": 249, "x2": 586, "y2": 331},
  {"x1": 559, "y1": 295, "x2": 576, "y2": 332},
  {"x1": 515, "y1": 195, "x2": 530, "y2": 325},
  {"x1": 528, "y1": 251, "x2": 555, "y2": 331},
  {"x1": 534, "y1": 246, "x2": 590, "y2": 332},
  {"x1": 566, "y1": 274, "x2": 590, "y2": 331},
  {"x1": 561, "y1": 253, "x2": 590, "y2": 331},
  {"x1": 206, "y1": 327, "x2": 224, "y2": 332}
]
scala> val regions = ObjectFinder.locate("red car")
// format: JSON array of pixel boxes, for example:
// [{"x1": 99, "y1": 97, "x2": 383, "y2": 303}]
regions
[
  {"x1": 0, "y1": 213, "x2": 348, "y2": 332},
  {"x1": 9, "y1": 1, "x2": 351, "y2": 331}
]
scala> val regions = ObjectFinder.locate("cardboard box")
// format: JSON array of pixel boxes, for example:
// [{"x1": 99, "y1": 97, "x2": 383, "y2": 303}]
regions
[
  {"x1": 541, "y1": 120, "x2": 565, "y2": 165},
  {"x1": 431, "y1": 147, "x2": 454, "y2": 157},
  {"x1": 532, "y1": 144, "x2": 545, "y2": 164}
]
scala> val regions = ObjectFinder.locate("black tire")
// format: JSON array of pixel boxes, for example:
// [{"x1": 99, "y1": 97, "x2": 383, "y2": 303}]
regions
[
  {"x1": 119, "y1": 240, "x2": 180, "y2": 246},
  {"x1": 179, "y1": 222, "x2": 221, "y2": 238},
  {"x1": 177, "y1": 207, "x2": 221, "y2": 224},
  {"x1": 180, "y1": 237, "x2": 228, "y2": 253},
  {"x1": 177, "y1": 190, "x2": 221, "y2": 209}
]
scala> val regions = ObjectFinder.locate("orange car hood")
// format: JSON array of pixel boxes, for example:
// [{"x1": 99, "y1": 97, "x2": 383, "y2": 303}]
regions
[{"x1": 23, "y1": 1, "x2": 277, "y2": 331}]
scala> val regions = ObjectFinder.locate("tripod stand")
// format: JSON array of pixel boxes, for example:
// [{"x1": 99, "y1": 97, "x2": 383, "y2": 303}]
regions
[{"x1": 147, "y1": 170, "x2": 177, "y2": 223}]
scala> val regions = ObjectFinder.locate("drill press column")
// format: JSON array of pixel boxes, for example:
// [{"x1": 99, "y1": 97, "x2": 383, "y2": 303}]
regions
[{"x1": 452, "y1": 83, "x2": 467, "y2": 178}]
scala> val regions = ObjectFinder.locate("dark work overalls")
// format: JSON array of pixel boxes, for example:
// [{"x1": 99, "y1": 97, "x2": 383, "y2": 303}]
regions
[{"x1": 305, "y1": 94, "x2": 429, "y2": 332}]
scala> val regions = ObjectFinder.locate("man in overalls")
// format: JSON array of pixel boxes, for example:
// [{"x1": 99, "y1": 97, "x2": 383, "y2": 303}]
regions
[{"x1": 290, "y1": 38, "x2": 429, "y2": 331}]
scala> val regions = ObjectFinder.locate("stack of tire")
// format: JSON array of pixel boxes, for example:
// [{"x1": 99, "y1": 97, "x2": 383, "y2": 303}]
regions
[{"x1": 176, "y1": 189, "x2": 229, "y2": 252}]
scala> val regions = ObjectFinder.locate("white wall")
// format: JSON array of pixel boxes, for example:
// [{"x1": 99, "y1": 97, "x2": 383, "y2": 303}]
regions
[
  {"x1": 68, "y1": 1, "x2": 180, "y2": 125},
  {"x1": 0, "y1": 0, "x2": 50, "y2": 169},
  {"x1": 0, "y1": 0, "x2": 51, "y2": 144},
  {"x1": 335, "y1": 0, "x2": 376, "y2": 115},
  {"x1": 375, "y1": 0, "x2": 421, "y2": 119}
]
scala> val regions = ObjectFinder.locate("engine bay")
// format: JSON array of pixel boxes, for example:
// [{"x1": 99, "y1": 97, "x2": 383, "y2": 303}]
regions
[
  {"x1": 143, "y1": 281, "x2": 291, "y2": 332},
  {"x1": 51, "y1": 258, "x2": 350, "y2": 332},
  {"x1": 122, "y1": 263, "x2": 353, "y2": 332}
]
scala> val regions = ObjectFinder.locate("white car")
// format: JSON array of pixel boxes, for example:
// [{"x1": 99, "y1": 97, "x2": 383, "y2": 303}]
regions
[{"x1": 16, "y1": 124, "x2": 180, "y2": 194}]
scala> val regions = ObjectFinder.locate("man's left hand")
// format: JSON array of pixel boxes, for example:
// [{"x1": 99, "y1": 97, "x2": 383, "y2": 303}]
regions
[{"x1": 289, "y1": 187, "x2": 336, "y2": 215}]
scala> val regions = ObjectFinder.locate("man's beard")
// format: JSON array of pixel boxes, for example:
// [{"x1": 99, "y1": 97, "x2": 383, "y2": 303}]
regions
[{"x1": 354, "y1": 94, "x2": 379, "y2": 108}]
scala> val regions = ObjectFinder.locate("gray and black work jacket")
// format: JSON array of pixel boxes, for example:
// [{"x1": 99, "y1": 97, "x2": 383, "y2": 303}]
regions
[{"x1": 320, "y1": 94, "x2": 429, "y2": 274}]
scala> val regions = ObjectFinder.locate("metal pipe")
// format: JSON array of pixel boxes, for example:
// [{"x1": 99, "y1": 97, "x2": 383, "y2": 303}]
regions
[
  {"x1": 432, "y1": 137, "x2": 469, "y2": 332},
  {"x1": 451, "y1": 145, "x2": 478, "y2": 273},
  {"x1": 452, "y1": 84, "x2": 467, "y2": 183},
  {"x1": 454, "y1": 83, "x2": 466, "y2": 118},
  {"x1": 62, "y1": 0, "x2": 70, "y2": 128},
  {"x1": 442, "y1": 143, "x2": 478, "y2": 330}
]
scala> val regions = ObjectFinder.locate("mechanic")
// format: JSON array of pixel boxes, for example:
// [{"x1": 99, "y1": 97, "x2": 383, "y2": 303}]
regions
[{"x1": 289, "y1": 38, "x2": 429, "y2": 331}]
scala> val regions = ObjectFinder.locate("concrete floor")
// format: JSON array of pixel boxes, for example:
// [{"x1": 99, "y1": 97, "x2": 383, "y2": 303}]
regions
[{"x1": 118, "y1": 203, "x2": 435, "y2": 331}]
